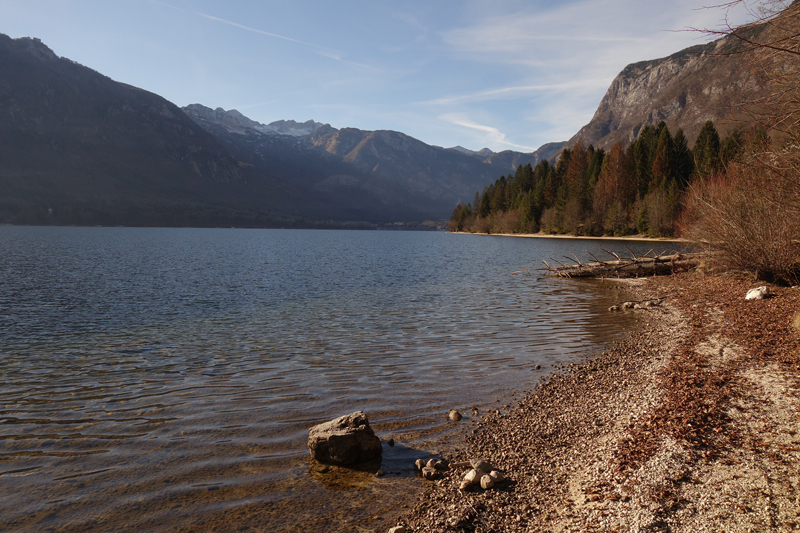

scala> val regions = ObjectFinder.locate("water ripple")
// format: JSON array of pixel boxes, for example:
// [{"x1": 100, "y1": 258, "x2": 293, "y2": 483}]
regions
[{"x1": 0, "y1": 227, "x2": 665, "y2": 532}]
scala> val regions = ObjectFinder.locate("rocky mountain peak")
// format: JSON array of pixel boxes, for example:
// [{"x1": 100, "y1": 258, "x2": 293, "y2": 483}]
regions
[
  {"x1": 13, "y1": 36, "x2": 59, "y2": 61},
  {"x1": 182, "y1": 104, "x2": 323, "y2": 137},
  {"x1": 265, "y1": 119, "x2": 324, "y2": 137},
  {"x1": 568, "y1": 27, "x2": 765, "y2": 150},
  {"x1": 448, "y1": 146, "x2": 495, "y2": 156}
]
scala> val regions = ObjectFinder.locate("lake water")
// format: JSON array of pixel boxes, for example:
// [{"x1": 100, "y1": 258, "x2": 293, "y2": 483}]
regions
[{"x1": 0, "y1": 227, "x2": 674, "y2": 532}]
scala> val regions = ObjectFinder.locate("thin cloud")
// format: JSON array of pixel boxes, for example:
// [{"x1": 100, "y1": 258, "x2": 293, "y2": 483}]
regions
[
  {"x1": 195, "y1": 12, "x2": 381, "y2": 71},
  {"x1": 419, "y1": 79, "x2": 607, "y2": 106},
  {"x1": 194, "y1": 12, "x2": 331, "y2": 50},
  {"x1": 440, "y1": 0, "x2": 739, "y2": 64},
  {"x1": 441, "y1": 114, "x2": 535, "y2": 151},
  {"x1": 150, "y1": 1, "x2": 380, "y2": 71}
]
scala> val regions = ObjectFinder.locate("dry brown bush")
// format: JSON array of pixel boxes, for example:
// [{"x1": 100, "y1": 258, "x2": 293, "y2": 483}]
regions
[
  {"x1": 680, "y1": 159, "x2": 800, "y2": 283},
  {"x1": 489, "y1": 209, "x2": 522, "y2": 234},
  {"x1": 681, "y1": 1, "x2": 800, "y2": 282},
  {"x1": 644, "y1": 187, "x2": 680, "y2": 237},
  {"x1": 540, "y1": 206, "x2": 560, "y2": 234}
]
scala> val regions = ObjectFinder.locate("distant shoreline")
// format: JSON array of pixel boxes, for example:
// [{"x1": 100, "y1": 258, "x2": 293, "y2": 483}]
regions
[{"x1": 450, "y1": 231, "x2": 684, "y2": 243}]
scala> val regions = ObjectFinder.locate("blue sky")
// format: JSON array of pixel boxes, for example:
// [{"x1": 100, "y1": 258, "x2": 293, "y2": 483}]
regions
[{"x1": 1, "y1": 0, "x2": 753, "y2": 152}]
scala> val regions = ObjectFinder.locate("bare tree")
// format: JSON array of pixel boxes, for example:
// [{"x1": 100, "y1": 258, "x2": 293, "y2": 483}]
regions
[
  {"x1": 697, "y1": 1, "x2": 800, "y2": 134},
  {"x1": 680, "y1": 1, "x2": 800, "y2": 282}
]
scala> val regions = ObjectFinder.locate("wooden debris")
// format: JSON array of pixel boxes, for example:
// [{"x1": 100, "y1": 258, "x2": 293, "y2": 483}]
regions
[{"x1": 544, "y1": 249, "x2": 703, "y2": 278}]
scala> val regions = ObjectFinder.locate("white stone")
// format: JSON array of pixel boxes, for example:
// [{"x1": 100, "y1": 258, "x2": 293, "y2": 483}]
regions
[
  {"x1": 745, "y1": 286, "x2": 770, "y2": 300},
  {"x1": 307, "y1": 411, "x2": 381, "y2": 465},
  {"x1": 480, "y1": 474, "x2": 495, "y2": 489}
]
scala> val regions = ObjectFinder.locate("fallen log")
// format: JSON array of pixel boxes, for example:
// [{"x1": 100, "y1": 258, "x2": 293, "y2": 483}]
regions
[{"x1": 545, "y1": 250, "x2": 704, "y2": 278}]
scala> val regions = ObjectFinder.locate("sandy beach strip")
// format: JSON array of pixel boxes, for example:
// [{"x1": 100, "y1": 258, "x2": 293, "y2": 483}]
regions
[{"x1": 450, "y1": 231, "x2": 684, "y2": 243}]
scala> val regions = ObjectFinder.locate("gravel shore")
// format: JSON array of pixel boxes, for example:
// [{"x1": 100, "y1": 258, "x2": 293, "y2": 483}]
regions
[{"x1": 397, "y1": 272, "x2": 800, "y2": 532}]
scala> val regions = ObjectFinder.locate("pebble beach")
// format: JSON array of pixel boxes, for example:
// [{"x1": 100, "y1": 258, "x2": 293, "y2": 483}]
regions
[{"x1": 397, "y1": 272, "x2": 800, "y2": 532}]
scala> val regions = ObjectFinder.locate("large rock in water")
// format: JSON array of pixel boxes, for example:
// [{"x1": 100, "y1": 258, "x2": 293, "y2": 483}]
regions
[{"x1": 308, "y1": 411, "x2": 382, "y2": 465}]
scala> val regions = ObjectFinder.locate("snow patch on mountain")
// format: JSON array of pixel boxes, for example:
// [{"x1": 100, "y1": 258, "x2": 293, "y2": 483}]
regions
[{"x1": 182, "y1": 104, "x2": 323, "y2": 137}]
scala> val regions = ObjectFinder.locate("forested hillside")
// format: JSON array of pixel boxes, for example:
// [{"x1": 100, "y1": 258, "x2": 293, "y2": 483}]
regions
[{"x1": 450, "y1": 120, "x2": 743, "y2": 238}]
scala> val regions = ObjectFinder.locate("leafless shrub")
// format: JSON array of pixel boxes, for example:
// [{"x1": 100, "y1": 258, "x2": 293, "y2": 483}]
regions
[
  {"x1": 490, "y1": 209, "x2": 522, "y2": 234},
  {"x1": 680, "y1": 159, "x2": 800, "y2": 283},
  {"x1": 643, "y1": 188, "x2": 680, "y2": 238},
  {"x1": 681, "y1": 1, "x2": 800, "y2": 282},
  {"x1": 540, "y1": 206, "x2": 560, "y2": 234}
]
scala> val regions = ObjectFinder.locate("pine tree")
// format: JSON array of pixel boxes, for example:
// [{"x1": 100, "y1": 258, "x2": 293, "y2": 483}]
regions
[
  {"x1": 565, "y1": 141, "x2": 590, "y2": 207},
  {"x1": 632, "y1": 125, "x2": 657, "y2": 198},
  {"x1": 672, "y1": 129, "x2": 694, "y2": 188},
  {"x1": 478, "y1": 185, "x2": 492, "y2": 218},
  {"x1": 490, "y1": 176, "x2": 508, "y2": 213},
  {"x1": 651, "y1": 126, "x2": 675, "y2": 189},
  {"x1": 593, "y1": 142, "x2": 635, "y2": 234},
  {"x1": 720, "y1": 130, "x2": 744, "y2": 166},
  {"x1": 693, "y1": 120, "x2": 721, "y2": 179}
]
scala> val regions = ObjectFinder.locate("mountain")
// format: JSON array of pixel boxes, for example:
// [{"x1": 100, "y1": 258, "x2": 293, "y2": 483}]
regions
[
  {"x1": 0, "y1": 32, "x2": 554, "y2": 227},
  {"x1": 448, "y1": 146, "x2": 494, "y2": 157},
  {"x1": 182, "y1": 105, "x2": 323, "y2": 137},
  {"x1": 0, "y1": 34, "x2": 329, "y2": 227},
  {"x1": 567, "y1": 28, "x2": 766, "y2": 150},
  {"x1": 0, "y1": 30, "x2": 560, "y2": 227},
  {"x1": 266, "y1": 119, "x2": 324, "y2": 137},
  {"x1": 182, "y1": 104, "x2": 561, "y2": 221}
]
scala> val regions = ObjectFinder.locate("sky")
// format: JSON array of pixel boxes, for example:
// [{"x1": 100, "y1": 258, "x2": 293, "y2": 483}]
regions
[{"x1": 1, "y1": 0, "x2": 756, "y2": 153}]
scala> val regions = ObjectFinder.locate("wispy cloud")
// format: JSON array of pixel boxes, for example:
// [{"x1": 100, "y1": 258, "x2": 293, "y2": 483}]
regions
[
  {"x1": 441, "y1": 0, "x2": 746, "y2": 67},
  {"x1": 418, "y1": 79, "x2": 606, "y2": 106},
  {"x1": 194, "y1": 12, "x2": 333, "y2": 50},
  {"x1": 149, "y1": 1, "x2": 379, "y2": 71},
  {"x1": 441, "y1": 114, "x2": 535, "y2": 151}
]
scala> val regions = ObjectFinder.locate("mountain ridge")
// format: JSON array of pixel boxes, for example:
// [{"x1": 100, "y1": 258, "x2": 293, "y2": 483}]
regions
[
  {"x1": 182, "y1": 103, "x2": 563, "y2": 219},
  {"x1": 567, "y1": 26, "x2": 766, "y2": 150},
  {"x1": 0, "y1": 26, "x2": 766, "y2": 228}
]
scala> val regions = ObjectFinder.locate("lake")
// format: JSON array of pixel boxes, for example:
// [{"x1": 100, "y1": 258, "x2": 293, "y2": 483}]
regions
[{"x1": 0, "y1": 227, "x2": 675, "y2": 531}]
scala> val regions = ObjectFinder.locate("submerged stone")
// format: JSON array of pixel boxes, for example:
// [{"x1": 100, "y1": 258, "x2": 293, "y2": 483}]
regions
[{"x1": 307, "y1": 411, "x2": 382, "y2": 465}]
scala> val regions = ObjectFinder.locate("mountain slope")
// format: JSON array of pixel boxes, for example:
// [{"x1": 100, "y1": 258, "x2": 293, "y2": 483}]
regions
[
  {"x1": 569, "y1": 28, "x2": 765, "y2": 150},
  {"x1": 184, "y1": 104, "x2": 563, "y2": 221},
  {"x1": 183, "y1": 105, "x2": 451, "y2": 222},
  {"x1": 0, "y1": 34, "x2": 316, "y2": 227},
  {"x1": 0, "y1": 32, "x2": 561, "y2": 227}
]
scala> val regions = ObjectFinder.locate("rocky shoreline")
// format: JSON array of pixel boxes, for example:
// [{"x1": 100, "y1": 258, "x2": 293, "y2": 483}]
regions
[{"x1": 395, "y1": 272, "x2": 800, "y2": 532}]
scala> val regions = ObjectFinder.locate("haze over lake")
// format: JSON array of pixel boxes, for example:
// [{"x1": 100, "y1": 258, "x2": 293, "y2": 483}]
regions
[{"x1": 0, "y1": 227, "x2": 668, "y2": 531}]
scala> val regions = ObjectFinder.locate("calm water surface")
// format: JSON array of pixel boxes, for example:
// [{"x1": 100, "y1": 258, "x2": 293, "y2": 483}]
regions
[{"x1": 0, "y1": 228, "x2": 674, "y2": 531}]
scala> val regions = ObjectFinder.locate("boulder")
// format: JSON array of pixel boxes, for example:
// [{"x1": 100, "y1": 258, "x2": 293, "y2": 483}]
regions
[{"x1": 308, "y1": 411, "x2": 382, "y2": 465}]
